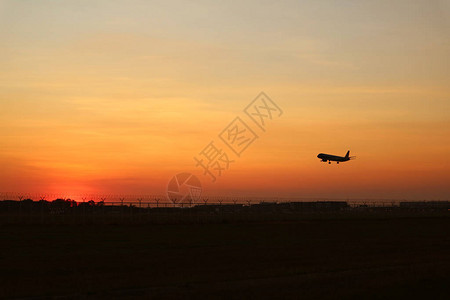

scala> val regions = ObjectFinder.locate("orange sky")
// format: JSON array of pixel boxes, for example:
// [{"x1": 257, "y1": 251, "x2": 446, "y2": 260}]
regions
[{"x1": 0, "y1": 1, "x2": 449, "y2": 200}]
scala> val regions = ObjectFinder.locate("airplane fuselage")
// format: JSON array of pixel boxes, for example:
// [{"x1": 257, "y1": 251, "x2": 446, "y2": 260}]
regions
[{"x1": 317, "y1": 153, "x2": 349, "y2": 162}]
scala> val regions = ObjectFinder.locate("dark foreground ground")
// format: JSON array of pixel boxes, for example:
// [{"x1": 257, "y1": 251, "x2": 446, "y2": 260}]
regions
[{"x1": 1, "y1": 213, "x2": 449, "y2": 299}]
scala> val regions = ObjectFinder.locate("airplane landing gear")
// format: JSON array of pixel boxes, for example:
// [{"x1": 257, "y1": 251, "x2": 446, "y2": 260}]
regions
[
  {"x1": 337, "y1": 162, "x2": 339, "y2": 164},
  {"x1": 328, "y1": 161, "x2": 331, "y2": 164}
]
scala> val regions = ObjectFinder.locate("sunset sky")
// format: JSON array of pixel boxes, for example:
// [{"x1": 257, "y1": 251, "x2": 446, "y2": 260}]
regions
[{"x1": 1, "y1": 0, "x2": 449, "y2": 200}]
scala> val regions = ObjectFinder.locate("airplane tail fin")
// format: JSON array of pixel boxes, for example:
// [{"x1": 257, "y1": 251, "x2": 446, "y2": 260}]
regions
[{"x1": 346, "y1": 150, "x2": 356, "y2": 160}]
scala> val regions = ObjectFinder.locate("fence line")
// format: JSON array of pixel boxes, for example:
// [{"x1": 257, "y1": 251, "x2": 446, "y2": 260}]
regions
[
  {"x1": 2, "y1": 200, "x2": 449, "y2": 209},
  {"x1": 1, "y1": 198, "x2": 448, "y2": 226},
  {"x1": 1, "y1": 192, "x2": 446, "y2": 206}
]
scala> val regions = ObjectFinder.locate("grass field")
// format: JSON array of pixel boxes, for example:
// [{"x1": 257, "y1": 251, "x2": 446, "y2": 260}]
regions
[{"x1": 1, "y1": 213, "x2": 449, "y2": 299}]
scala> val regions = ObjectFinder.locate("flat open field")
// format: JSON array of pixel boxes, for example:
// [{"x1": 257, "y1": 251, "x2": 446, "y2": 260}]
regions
[{"x1": 1, "y1": 214, "x2": 449, "y2": 299}]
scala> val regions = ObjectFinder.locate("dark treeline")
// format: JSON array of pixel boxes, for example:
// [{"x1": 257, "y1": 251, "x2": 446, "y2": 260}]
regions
[{"x1": 0, "y1": 199, "x2": 449, "y2": 214}]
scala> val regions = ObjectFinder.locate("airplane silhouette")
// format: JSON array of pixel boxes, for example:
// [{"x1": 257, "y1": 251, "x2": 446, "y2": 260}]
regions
[{"x1": 317, "y1": 150, "x2": 355, "y2": 164}]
